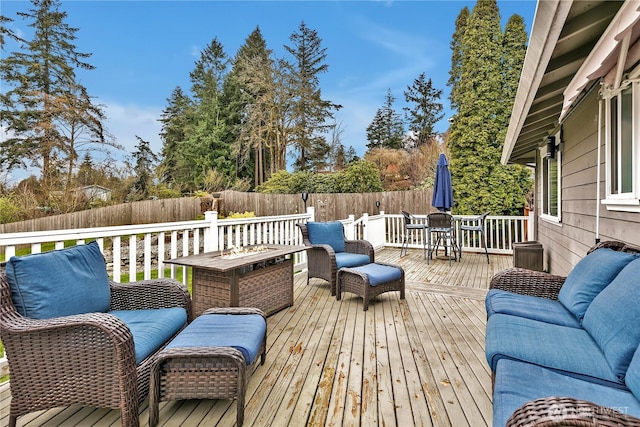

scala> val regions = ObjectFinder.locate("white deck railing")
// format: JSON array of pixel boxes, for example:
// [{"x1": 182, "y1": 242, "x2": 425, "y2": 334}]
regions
[
  {"x1": 0, "y1": 212, "x2": 313, "y2": 284},
  {"x1": 0, "y1": 209, "x2": 532, "y2": 374},
  {"x1": 385, "y1": 213, "x2": 534, "y2": 254},
  {"x1": 1, "y1": 210, "x2": 532, "y2": 279}
]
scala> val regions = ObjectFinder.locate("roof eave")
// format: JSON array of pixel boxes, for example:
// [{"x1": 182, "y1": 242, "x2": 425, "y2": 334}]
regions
[{"x1": 501, "y1": 0, "x2": 573, "y2": 165}]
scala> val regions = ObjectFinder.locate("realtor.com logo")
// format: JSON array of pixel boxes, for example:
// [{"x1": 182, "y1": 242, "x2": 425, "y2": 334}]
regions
[{"x1": 548, "y1": 403, "x2": 630, "y2": 420}]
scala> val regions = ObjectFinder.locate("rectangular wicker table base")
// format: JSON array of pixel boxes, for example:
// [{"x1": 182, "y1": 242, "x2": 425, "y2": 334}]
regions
[{"x1": 166, "y1": 245, "x2": 301, "y2": 317}]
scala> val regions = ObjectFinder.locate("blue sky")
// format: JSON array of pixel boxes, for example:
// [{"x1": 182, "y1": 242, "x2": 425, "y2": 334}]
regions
[{"x1": 2, "y1": 0, "x2": 537, "y2": 184}]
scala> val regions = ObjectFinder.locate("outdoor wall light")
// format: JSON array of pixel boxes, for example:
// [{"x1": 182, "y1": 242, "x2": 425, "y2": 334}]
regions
[
  {"x1": 376, "y1": 200, "x2": 381, "y2": 213},
  {"x1": 546, "y1": 136, "x2": 556, "y2": 159},
  {"x1": 301, "y1": 192, "x2": 309, "y2": 210}
]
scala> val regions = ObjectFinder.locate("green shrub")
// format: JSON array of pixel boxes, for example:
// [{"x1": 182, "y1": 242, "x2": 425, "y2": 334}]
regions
[
  {"x1": 224, "y1": 211, "x2": 256, "y2": 219},
  {"x1": 0, "y1": 196, "x2": 21, "y2": 224}
]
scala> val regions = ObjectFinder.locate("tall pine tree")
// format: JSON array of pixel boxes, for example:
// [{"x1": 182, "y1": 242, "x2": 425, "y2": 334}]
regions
[
  {"x1": 186, "y1": 38, "x2": 236, "y2": 188},
  {"x1": 366, "y1": 89, "x2": 405, "y2": 150},
  {"x1": 128, "y1": 135, "x2": 158, "y2": 201},
  {"x1": 158, "y1": 87, "x2": 195, "y2": 191},
  {"x1": 231, "y1": 27, "x2": 275, "y2": 187},
  {"x1": 403, "y1": 73, "x2": 444, "y2": 148},
  {"x1": 284, "y1": 21, "x2": 341, "y2": 172},
  {"x1": 0, "y1": 0, "x2": 108, "y2": 198}
]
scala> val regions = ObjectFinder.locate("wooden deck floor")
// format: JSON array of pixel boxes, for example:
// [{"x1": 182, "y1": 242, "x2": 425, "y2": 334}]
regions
[{"x1": 0, "y1": 249, "x2": 513, "y2": 427}]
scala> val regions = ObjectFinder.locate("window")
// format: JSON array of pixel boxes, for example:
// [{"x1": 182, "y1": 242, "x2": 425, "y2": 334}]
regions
[
  {"x1": 602, "y1": 73, "x2": 640, "y2": 212},
  {"x1": 540, "y1": 134, "x2": 561, "y2": 223}
]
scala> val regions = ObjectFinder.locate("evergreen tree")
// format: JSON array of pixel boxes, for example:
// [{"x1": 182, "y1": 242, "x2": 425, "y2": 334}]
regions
[
  {"x1": 0, "y1": 0, "x2": 107, "y2": 197},
  {"x1": 499, "y1": 14, "x2": 528, "y2": 134},
  {"x1": 231, "y1": 27, "x2": 275, "y2": 187},
  {"x1": 447, "y1": 0, "x2": 532, "y2": 215},
  {"x1": 366, "y1": 89, "x2": 405, "y2": 150},
  {"x1": 76, "y1": 153, "x2": 95, "y2": 186},
  {"x1": 497, "y1": 14, "x2": 532, "y2": 213},
  {"x1": 186, "y1": 38, "x2": 236, "y2": 188},
  {"x1": 284, "y1": 21, "x2": 341, "y2": 172},
  {"x1": 158, "y1": 86, "x2": 194, "y2": 191},
  {"x1": 447, "y1": 7, "x2": 470, "y2": 113},
  {"x1": 403, "y1": 73, "x2": 444, "y2": 148},
  {"x1": 129, "y1": 135, "x2": 157, "y2": 200}
]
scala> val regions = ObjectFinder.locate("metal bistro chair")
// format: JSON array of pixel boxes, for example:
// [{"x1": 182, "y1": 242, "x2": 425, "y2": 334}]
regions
[
  {"x1": 427, "y1": 212, "x2": 459, "y2": 265},
  {"x1": 458, "y1": 212, "x2": 490, "y2": 264},
  {"x1": 400, "y1": 210, "x2": 427, "y2": 259}
]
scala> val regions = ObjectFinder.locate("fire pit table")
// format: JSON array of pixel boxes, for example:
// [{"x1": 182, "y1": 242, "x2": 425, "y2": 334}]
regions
[{"x1": 166, "y1": 244, "x2": 303, "y2": 316}]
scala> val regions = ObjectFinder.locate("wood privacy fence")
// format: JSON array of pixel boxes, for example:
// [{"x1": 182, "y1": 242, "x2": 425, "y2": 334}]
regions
[
  {"x1": 1, "y1": 189, "x2": 437, "y2": 233},
  {"x1": 219, "y1": 189, "x2": 435, "y2": 221},
  {"x1": 0, "y1": 198, "x2": 202, "y2": 233}
]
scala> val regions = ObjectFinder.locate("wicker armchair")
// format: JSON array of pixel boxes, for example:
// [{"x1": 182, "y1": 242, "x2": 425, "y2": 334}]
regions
[
  {"x1": 297, "y1": 222, "x2": 374, "y2": 296},
  {"x1": 489, "y1": 240, "x2": 638, "y2": 300},
  {"x1": 0, "y1": 267, "x2": 192, "y2": 427}
]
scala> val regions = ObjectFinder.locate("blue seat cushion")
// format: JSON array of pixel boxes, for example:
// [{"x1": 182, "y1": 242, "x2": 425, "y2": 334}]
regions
[
  {"x1": 6, "y1": 241, "x2": 111, "y2": 319},
  {"x1": 486, "y1": 314, "x2": 622, "y2": 387},
  {"x1": 306, "y1": 221, "x2": 346, "y2": 253},
  {"x1": 348, "y1": 263, "x2": 402, "y2": 286},
  {"x1": 558, "y1": 248, "x2": 639, "y2": 322},
  {"x1": 493, "y1": 359, "x2": 640, "y2": 427},
  {"x1": 485, "y1": 289, "x2": 580, "y2": 328},
  {"x1": 166, "y1": 313, "x2": 266, "y2": 365},
  {"x1": 110, "y1": 307, "x2": 187, "y2": 365},
  {"x1": 335, "y1": 252, "x2": 371, "y2": 269},
  {"x1": 582, "y1": 258, "x2": 640, "y2": 381}
]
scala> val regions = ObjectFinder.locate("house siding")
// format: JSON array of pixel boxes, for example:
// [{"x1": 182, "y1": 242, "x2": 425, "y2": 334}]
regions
[{"x1": 535, "y1": 87, "x2": 640, "y2": 276}]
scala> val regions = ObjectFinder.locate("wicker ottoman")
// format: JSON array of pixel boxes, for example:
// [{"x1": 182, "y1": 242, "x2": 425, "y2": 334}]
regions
[
  {"x1": 337, "y1": 262, "x2": 405, "y2": 311},
  {"x1": 149, "y1": 307, "x2": 267, "y2": 427}
]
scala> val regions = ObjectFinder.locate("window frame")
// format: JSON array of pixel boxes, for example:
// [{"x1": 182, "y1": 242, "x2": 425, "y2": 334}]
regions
[{"x1": 601, "y1": 68, "x2": 640, "y2": 213}]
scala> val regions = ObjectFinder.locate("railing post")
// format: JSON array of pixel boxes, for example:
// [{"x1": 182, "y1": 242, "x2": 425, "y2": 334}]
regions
[
  {"x1": 345, "y1": 214, "x2": 355, "y2": 240},
  {"x1": 204, "y1": 211, "x2": 219, "y2": 253},
  {"x1": 306, "y1": 206, "x2": 315, "y2": 221},
  {"x1": 362, "y1": 213, "x2": 369, "y2": 240},
  {"x1": 528, "y1": 210, "x2": 535, "y2": 241}
]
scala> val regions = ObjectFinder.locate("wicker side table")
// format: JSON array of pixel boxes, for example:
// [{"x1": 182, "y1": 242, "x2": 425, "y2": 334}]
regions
[
  {"x1": 149, "y1": 307, "x2": 267, "y2": 427},
  {"x1": 337, "y1": 262, "x2": 405, "y2": 311}
]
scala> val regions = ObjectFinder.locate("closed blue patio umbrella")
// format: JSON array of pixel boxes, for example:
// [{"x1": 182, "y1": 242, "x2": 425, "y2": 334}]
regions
[{"x1": 432, "y1": 153, "x2": 453, "y2": 212}]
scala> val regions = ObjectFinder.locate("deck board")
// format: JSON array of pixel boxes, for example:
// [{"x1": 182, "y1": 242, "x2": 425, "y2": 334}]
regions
[{"x1": 0, "y1": 249, "x2": 510, "y2": 427}]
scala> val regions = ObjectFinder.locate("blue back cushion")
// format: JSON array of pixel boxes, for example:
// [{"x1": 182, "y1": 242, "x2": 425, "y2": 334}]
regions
[
  {"x1": 558, "y1": 248, "x2": 639, "y2": 321},
  {"x1": 582, "y1": 258, "x2": 640, "y2": 381},
  {"x1": 6, "y1": 241, "x2": 111, "y2": 319},
  {"x1": 306, "y1": 221, "x2": 346, "y2": 253}
]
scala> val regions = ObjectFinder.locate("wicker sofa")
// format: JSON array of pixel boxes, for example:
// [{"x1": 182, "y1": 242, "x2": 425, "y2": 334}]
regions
[
  {"x1": 486, "y1": 241, "x2": 640, "y2": 426},
  {"x1": 0, "y1": 241, "x2": 193, "y2": 427}
]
